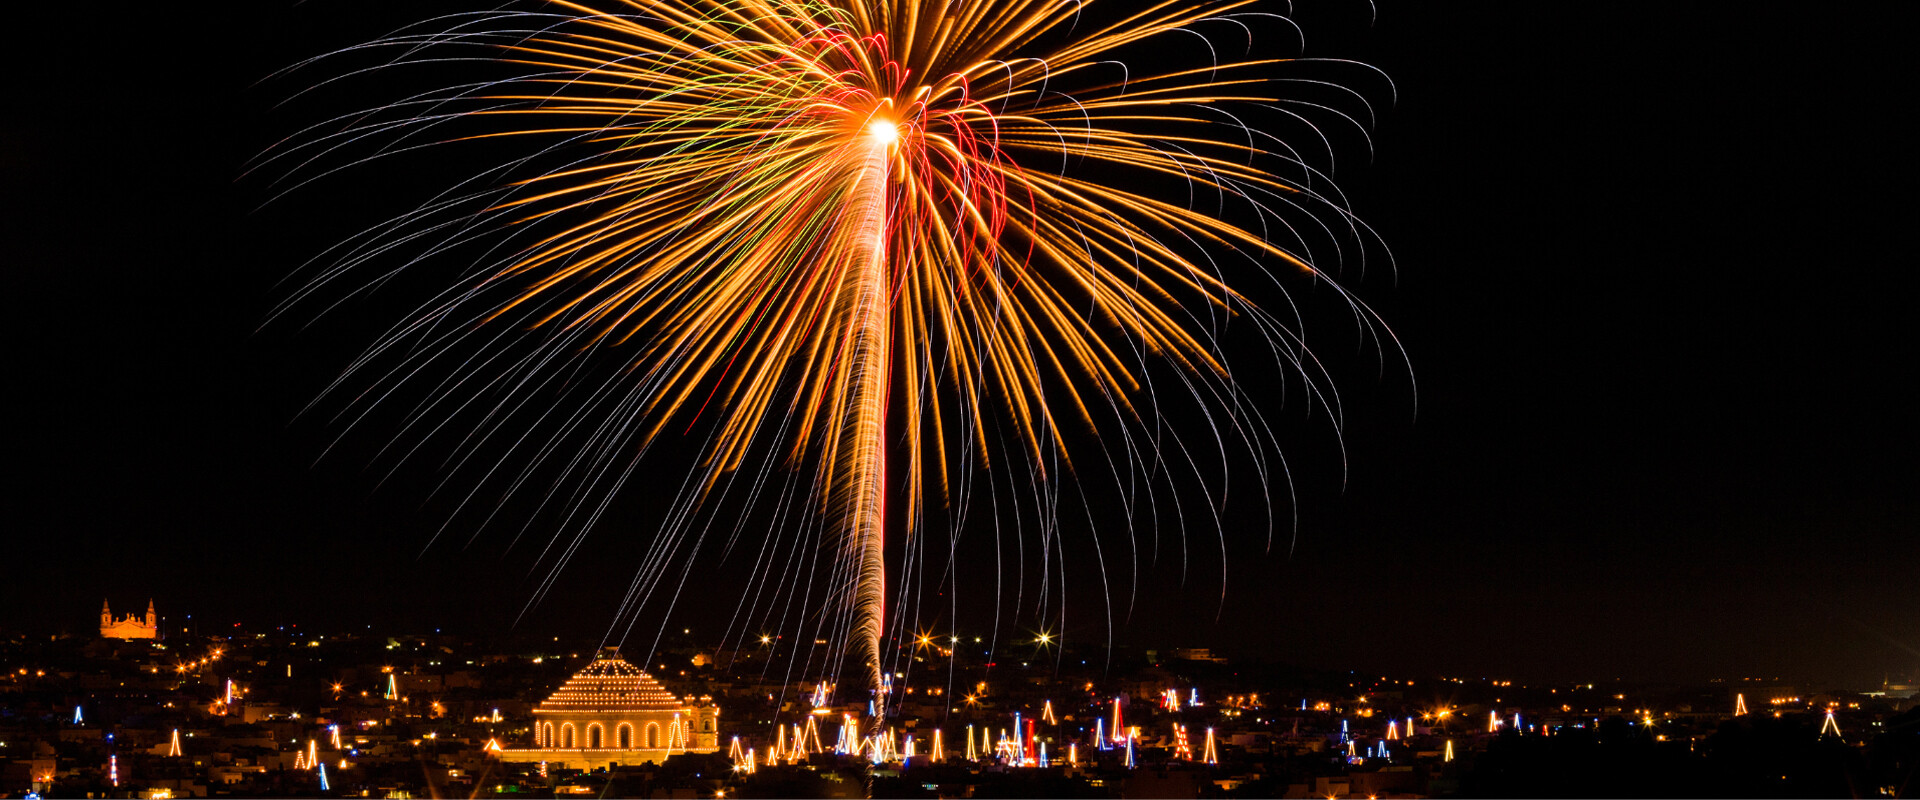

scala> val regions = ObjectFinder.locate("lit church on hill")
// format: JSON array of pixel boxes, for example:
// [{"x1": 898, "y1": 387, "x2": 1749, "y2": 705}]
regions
[
  {"x1": 100, "y1": 599, "x2": 158, "y2": 639},
  {"x1": 496, "y1": 648, "x2": 720, "y2": 770}
]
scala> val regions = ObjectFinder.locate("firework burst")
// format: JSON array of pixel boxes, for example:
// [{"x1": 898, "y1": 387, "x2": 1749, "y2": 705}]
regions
[{"x1": 264, "y1": 0, "x2": 1394, "y2": 714}]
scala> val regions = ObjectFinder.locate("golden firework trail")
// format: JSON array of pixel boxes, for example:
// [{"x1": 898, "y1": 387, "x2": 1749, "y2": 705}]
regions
[
  {"x1": 266, "y1": 0, "x2": 1394, "y2": 713},
  {"x1": 842, "y1": 120, "x2": 894, "y2": 697}
]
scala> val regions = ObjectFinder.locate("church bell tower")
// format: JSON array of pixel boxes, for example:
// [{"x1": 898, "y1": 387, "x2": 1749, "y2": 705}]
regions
[{"x1": 98, "y1": 599, "x2": 159, "y2": 640}]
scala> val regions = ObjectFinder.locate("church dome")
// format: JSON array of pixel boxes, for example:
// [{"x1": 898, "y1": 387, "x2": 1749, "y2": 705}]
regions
[
  {"x1": 536, "y1": 649, "x2": 684, "y2": 711},
  {"x1": 509, "y1": 647, "x2": 721, "y2": 765}
]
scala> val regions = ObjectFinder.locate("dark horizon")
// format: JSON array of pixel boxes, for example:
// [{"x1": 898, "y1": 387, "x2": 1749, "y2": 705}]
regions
[{"x1": 7, "y1": 2, "x2": 1914, "y2": 691}]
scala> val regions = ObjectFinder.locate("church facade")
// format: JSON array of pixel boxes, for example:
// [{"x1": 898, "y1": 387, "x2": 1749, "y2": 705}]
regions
[
  {"x1": 496, "y1": 648, "x2": 719, "y2": 770},
  {"x1": 100, "y1": 600, "x2": 158, "y2": 640}
]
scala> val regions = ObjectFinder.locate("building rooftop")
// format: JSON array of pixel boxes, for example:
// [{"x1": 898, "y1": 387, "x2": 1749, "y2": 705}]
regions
[{"x1": 534, "y1": 649, "x2": 684, "y2": 712}]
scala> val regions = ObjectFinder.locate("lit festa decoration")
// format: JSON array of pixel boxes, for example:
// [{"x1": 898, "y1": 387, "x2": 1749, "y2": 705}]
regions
[
  {"x1": 274, "y1": 0, "x2": 1390, "y2": 715},
  {"x1": 837, "y1": 714, "x2": 860, "y2": 754}
]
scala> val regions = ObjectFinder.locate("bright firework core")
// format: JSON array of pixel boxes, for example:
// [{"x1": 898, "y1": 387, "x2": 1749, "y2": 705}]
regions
[{"x1": 868, "y1": 119, "x2": 898, "y2": 145}]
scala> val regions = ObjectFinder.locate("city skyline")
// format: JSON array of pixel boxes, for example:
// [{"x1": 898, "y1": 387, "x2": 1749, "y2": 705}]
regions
[{"x1": 10, "y1": 614, "x2": 1910, "y2": 797}]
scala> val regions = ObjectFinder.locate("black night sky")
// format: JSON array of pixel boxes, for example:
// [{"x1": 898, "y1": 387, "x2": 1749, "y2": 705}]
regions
[{"x1": 7, "y1": 3, "x2": 1914, "y2": 689}]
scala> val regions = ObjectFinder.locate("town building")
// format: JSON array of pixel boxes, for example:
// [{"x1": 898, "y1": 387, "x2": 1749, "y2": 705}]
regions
[
  {"x1": 99, "y1": 599, "x2": 158, "y2": 639},
  {"x1": 495, "y1": 647, "x2": 719, "y2": 770}
]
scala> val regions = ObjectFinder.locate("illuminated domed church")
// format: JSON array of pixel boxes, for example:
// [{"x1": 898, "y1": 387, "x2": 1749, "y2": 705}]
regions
[
  {"x1": 100, "y1": 599, "x2": 158, "y2": 640},
  {"x1": 497, "y1": 648, "x2": 719, "y2": 769}
]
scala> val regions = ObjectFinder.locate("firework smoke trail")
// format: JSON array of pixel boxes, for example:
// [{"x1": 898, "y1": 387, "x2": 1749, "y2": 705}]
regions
[{"x1": 263, "y1": 0, "x2": 1398, "y2": 717}]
